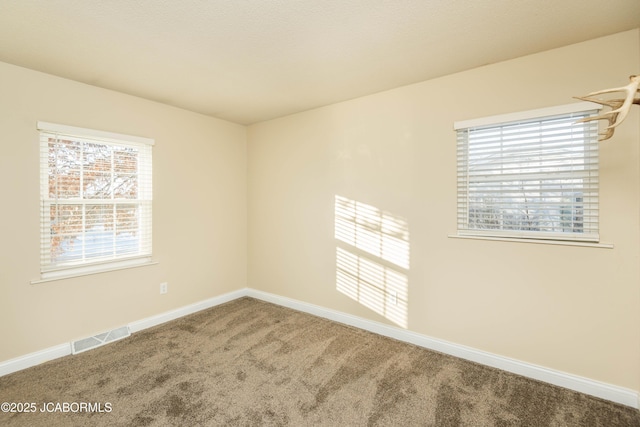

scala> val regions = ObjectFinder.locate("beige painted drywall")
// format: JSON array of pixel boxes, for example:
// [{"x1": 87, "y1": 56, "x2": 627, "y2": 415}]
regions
[
  {"x1": 1, "y1": 27, "x2": 639, "y2": 397},
  {"x1": 248, "y1": 29, "x2": 640, "y2": 391},
  {"x1": 0, "y1": 61, "x2": 247, "y2": 362}
]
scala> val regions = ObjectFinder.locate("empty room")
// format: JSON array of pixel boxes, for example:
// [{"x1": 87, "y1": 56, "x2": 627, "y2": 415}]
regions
[{"x1": 1, "y1": 1, "x2": 640, "y2": 425}]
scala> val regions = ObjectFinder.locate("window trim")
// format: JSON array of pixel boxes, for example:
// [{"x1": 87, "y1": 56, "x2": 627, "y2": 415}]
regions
[
  {"x1": 454, "y1": 102, "x2": 603, "y2": 243},
  {"x1": 37, "y1": 121, "x2": 154, "y2": 147},
  {"x1": 36, "y1": 121, "x2": 154, "y2": 281},
  {"x1": 447, "y1": 234, "x2": 613, "y2": 249},
  {"x1": 32, "y1": 258, "x2": 158, "y2": 284},
  {"x1": 453, "y1": 102, "x2": 601, "y2": 131}
]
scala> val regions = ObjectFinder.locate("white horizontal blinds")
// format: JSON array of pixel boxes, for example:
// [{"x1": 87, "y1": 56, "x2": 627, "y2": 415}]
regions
[
  {"x1": 456, "y1": 108, "x2": 599, "y2": 242},
  {"x1": 39, "y1": 123, "x2": 152, "y2": 272}
]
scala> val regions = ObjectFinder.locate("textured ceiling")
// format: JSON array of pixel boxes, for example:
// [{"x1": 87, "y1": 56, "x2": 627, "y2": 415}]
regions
[{"x1": 0, "y1": 0, "x2": 639, "y2": 125}]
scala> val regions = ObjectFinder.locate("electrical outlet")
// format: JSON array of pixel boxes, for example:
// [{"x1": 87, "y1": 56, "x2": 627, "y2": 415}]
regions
[
  {"x1": 160, "y1": 282, "x2": 168, "y2": 294},
  {"x1": 390, "y1": 291, "x2": 397, "y2": 306}
]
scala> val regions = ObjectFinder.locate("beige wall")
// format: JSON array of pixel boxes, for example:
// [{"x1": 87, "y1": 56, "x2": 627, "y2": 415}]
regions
[
  {"x1": 0, "y1": 61, "x2": 247, "y2": 362},
  {"x1": 1, "y1": 28, "x2": 639, "y2": 395},
  {"x1": 248, "y1": 29, "x2": 640, "y2": 390}
]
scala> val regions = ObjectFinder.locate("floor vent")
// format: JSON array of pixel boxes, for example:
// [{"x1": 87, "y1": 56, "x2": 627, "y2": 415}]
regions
[{"x1": 71, "y1": 326, "x2": 131, "y2": 355}]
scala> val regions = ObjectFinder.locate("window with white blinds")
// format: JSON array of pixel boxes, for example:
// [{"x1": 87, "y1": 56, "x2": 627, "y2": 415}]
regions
[
  {"x1": 455, "y1": 103, "x2": 600, "y2": 242},
  {"x1": 38, "y1": 122, "x2": 153, "y2": 279}
]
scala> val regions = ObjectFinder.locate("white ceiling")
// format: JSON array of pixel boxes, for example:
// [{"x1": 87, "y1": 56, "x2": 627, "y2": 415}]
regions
[{"x1": 0, "y1": 1, "x2": 639, "y2": 125}]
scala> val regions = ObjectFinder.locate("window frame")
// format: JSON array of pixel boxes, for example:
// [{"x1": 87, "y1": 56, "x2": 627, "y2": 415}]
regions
[
  {"x1": 37, "y1": 121, "x2": 154, "y2": 281},
  {"x1": 453, "y1": 102, "x2": 602, "y2": 244}
]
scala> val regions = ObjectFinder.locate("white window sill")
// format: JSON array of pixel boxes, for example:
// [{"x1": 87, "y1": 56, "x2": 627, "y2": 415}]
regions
[
  {"x1": 448, "y1": 234, "x2": 614, "y2": 249},
  {"x1": 31, "y1": 257, "x2": 158, "y2": 284}
]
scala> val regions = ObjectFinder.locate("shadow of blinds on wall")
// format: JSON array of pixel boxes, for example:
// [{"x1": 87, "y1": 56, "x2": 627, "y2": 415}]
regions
[{"x1": 334, "y1": 195, "x2": 410, "y2": 328}]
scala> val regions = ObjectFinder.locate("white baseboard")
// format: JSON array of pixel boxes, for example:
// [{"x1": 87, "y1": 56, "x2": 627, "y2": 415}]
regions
[
  {"x1": 246, "y1": 288, "x2": 640, "y2": 409},
  {"x1": 0, "y1": 343, "x2": 71, "y2": 377},
  {"x1": 1, "y1": 287, "x2": 638, "y2": 409},
  {"x1": 128, "y1": 288, "x2": 246, "y2": 333},
  {"x1": 0, "y1": 288, "x2": 245, "y2": 378}
]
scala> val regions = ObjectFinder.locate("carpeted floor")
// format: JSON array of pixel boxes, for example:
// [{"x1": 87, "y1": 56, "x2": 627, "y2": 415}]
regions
[{"x1": 0, "y1": 297, "x2": 638, "y2": 426}]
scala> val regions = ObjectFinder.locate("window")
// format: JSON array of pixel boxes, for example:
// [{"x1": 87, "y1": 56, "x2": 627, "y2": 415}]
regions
[
  {"x1": 455, "y1": 103, "x2": 600, "y2": 242},
  {"x1": 38, "y1": 122, "x2": 153, "y2": 280}
]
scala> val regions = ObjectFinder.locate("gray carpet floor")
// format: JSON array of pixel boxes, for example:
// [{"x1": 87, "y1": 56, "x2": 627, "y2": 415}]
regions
[{"x1": 0, "y1": 297, "x2": 638, "y2": 426}]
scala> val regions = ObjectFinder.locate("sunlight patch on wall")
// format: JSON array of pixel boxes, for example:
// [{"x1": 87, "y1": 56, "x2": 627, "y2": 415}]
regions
[
  {"x1": 334, "y1": 195, "x2": 410, "y2": 328},
  {"x1": 336, "y1": 247, "x2": 408, "y2": 327}
]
